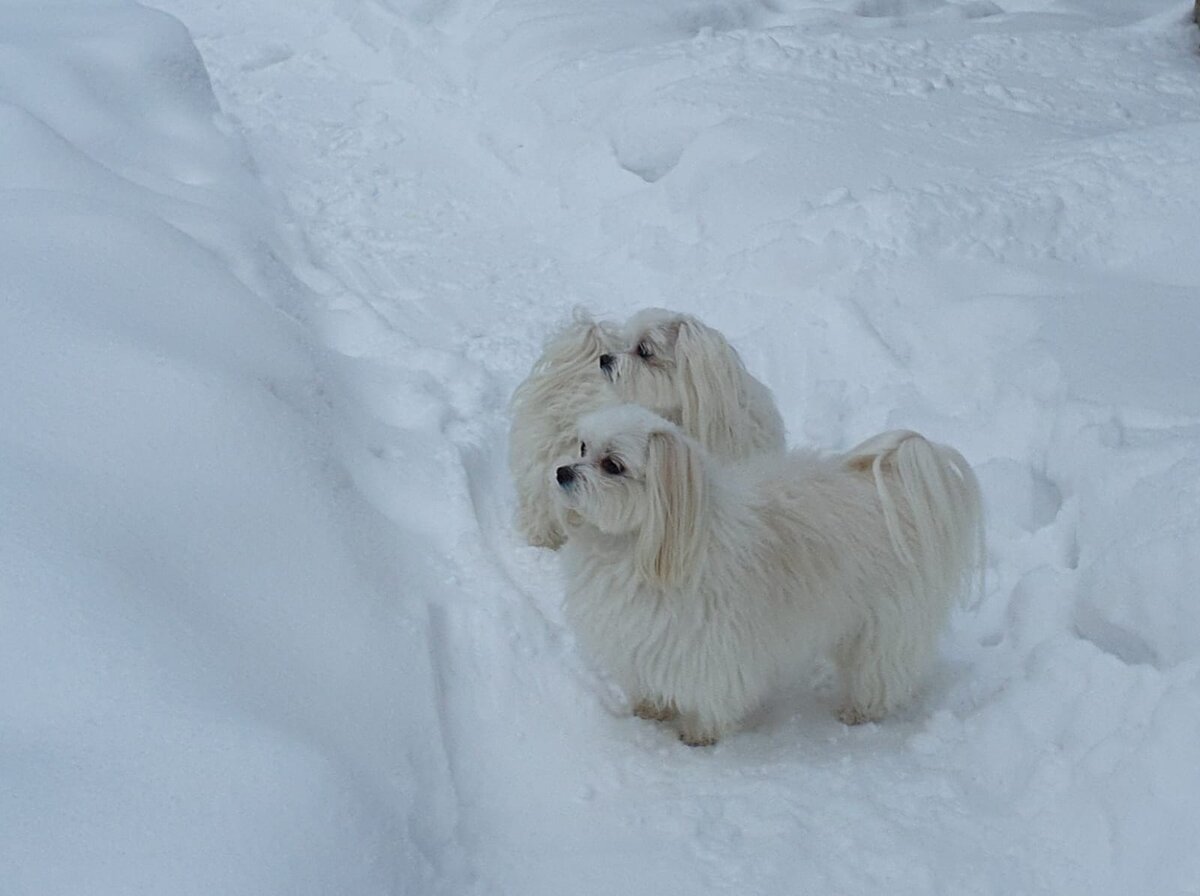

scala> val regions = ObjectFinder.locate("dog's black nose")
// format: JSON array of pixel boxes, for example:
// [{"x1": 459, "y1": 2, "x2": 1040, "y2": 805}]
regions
[
  {"x1": 598, "y1": 353, "x2": 614, "y2": 373},
  {"x1": 556, "y1": 465, "x2": 576, "y2": 486}
]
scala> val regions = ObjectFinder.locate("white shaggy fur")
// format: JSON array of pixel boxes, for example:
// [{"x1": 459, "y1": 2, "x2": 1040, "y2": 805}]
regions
[
  {"x1": 509, "y1": 312, "x2": 620, "y2": 548},
  {"x1": 555, "y1": 405, "x2": 984, "y2": 746},
  {"x1": 510, "y1": 308, "x2": 785, "y2": 549},
  {"x1": 601, "y1": 308, "x2": 786, "y2": 462}
]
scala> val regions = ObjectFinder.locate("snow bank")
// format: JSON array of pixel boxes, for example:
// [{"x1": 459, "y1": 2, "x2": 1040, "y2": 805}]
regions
[{"x1": 0, "y1": 4, "x2": 467, "y2": 894}]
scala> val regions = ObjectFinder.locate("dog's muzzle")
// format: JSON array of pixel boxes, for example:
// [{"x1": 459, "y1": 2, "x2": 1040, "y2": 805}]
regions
[
  {"x1": 556, "y1": 465, "x2": 577, "y2": 487},
  {"x1": 598, "y1": 353, "x2": 615, "y2": 379}
]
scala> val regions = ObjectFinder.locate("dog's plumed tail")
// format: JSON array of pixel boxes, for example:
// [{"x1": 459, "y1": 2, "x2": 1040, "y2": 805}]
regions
[{"x1": 845, "y1": 430, "x2": 985, "y2": 609}]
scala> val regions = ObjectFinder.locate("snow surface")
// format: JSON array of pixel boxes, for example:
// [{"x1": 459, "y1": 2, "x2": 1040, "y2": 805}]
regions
[{"x1": 4, "y1": 0, "x2": 1200, "y2": 893}]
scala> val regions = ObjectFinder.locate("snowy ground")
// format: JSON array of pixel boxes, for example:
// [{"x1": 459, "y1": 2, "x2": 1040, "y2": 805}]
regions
[{"x1": 4, "y1": 0, "x2": 1200, "y2": 893}]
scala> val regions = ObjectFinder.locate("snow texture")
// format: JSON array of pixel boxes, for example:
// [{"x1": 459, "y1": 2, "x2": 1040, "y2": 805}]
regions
[{"x1": 3, "y1": 0, "x2": 1200, "y2": 893}]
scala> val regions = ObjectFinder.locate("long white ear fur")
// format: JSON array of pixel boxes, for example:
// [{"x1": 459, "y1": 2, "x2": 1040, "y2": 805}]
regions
[
  {"x1": 674, "y1": 318, "x2": 748, "y2": 460},
  {"x1": 636, "y1": 429, "x2": 709, "y2": 588}
]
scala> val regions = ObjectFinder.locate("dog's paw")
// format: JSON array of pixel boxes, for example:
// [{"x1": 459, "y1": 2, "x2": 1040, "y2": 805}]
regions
[
  {"x1": 676, "y1": 709, "x2": 727, "y2": 746},
  {"x1": 677, "y1": 715, "x2": 721, "y2": 746},
  {"x1": 515, "y1": 505, "x2": 567, "y2": 550},
  {"x1": 837, "y1": 704, "x2": 881, "y2": 726},
  {"x1": 530, "y1": 533, "x2": 565, "y2": 550},
  {"x1": 633, "y1": 698, "x2": 678, "y2": 722},
  {"x1": 520, "y1": 526, "x2": 565, "y2": 550},
  {"x1": 678, "y1": 729, "x2": 719, "y2": 748}
]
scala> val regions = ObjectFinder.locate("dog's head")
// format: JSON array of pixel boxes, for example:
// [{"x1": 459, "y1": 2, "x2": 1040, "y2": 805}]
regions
[
  {"x1": 600, "y1": 309, "x2": 752, "y2": 459},
  {"x1": 554, "y1": 404, "x2": 708, "y2": 587},
  {"x1": 531, "y1": 311, "x2": 621, "y2": 380}
]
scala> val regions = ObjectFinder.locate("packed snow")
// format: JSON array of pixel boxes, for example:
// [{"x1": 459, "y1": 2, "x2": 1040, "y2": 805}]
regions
[{"x1": 3, "y1": 0, "x2": 1200, "y2": 893}]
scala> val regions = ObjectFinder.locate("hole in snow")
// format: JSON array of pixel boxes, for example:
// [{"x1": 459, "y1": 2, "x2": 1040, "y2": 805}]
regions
[
  {"x1": 613, "y1": 145, "x2": 683, "y2": 184},
  {"x1": 1073, "y1": 603, "x2": 1160, "y2": 668}
]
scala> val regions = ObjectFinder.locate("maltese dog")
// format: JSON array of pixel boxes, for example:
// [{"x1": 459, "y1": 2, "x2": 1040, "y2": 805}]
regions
[
  {"x1": 555, "y1": 405, "x2": 984, "y2": 746},
  {"x1": 600, "y1": 308, "x2": 786, "y2": 463},
  {"x1": 509, "y1": 311, "x2": 621, "y2": 549},
  {"x1": 510, "y1": 308, "x2": 785, "y2": 549}
]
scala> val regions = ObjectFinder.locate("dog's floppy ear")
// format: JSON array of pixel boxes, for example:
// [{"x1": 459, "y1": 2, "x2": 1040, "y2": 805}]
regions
[
  {"x1": 637, "y1": 428, "x2": 708, "y2": 588},
  {"x1": 674, "y1": 318, "x2": 748, "y2": 459}
]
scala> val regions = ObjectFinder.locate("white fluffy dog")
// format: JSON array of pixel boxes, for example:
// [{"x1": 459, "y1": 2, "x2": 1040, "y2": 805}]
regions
[
  {"x1": 510, "y1": 308, "x2": 785, "y2": 549},
  {"x1": 555, "y1": 405, "x2": 984, "y2": 746},
  {"x1": 600, "y1": 308, "x2": 786, "y2": 462},
  {"x1": 509, "y1": 312, "x2": 621, "y2": 549}
]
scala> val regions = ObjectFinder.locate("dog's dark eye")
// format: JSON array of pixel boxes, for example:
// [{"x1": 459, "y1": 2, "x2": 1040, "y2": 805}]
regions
[
  {"x1": 600, "y1": 456, "x2": 625, "y2": 476},
  {"x1": 580, "y1": 442, "x2": 587, "y2": 457},
  {"x1": 636, "y1": 342, "x2": 653, "y2": 360}
]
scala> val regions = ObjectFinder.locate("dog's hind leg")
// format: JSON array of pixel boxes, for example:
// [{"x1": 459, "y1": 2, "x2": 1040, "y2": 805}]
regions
[{"x1": 835, "y1": 619, "x2": 933, "y2": 725}]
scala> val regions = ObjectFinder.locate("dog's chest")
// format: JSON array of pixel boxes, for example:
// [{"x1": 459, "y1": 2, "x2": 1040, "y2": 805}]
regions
[{"x1": 562, "y1": 544, "x2": 667, "y2": 656}]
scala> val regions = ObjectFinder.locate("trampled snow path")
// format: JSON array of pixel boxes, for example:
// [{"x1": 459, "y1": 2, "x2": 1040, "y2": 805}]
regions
[{"x1": 56, "y1": 0, "x2": 1200, "y2": 892}]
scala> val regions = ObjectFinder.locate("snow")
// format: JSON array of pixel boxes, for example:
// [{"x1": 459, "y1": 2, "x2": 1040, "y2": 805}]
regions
[{"x1": 4, "y1": 0, "x2": 1200, "y2": 893}]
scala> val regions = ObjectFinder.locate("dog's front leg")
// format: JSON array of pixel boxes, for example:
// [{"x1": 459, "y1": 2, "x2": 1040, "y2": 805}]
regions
[
  {"x1": 677, "y1": 712, "x2": 720, "y2": 747},
  {"x1": 632, "y1": 697, "x2": 678, "y2": 722}
]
